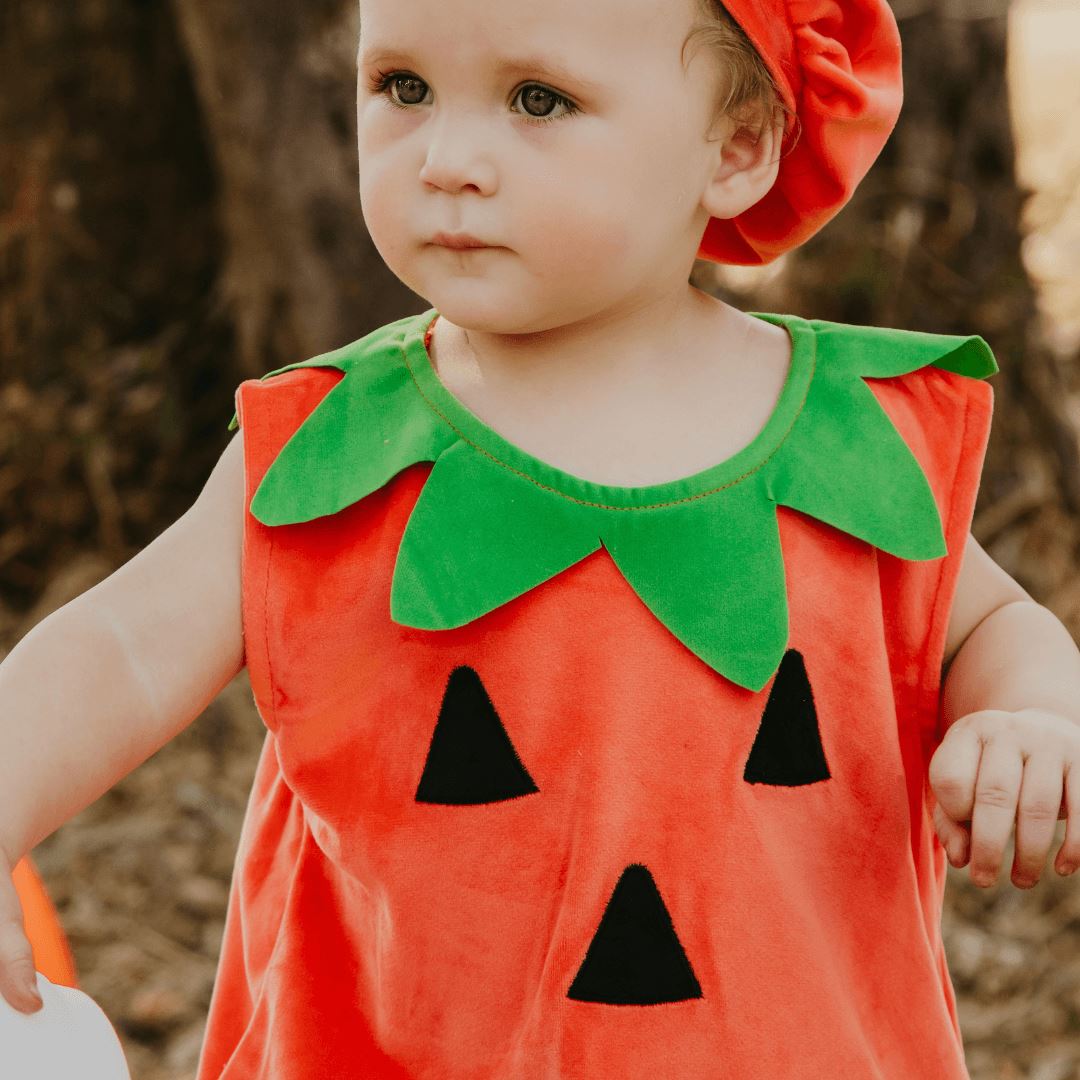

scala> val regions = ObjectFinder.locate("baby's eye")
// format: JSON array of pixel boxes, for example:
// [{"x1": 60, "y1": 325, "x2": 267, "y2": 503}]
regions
[
  {"x1": 511, "y1": 83, "x2": 578, "y2": 125},
  {"x1": 383, "y1": 73, "x2": 431, "y2": 108},
  {"x1": 370, "y1": 70, "x2": 577, "y2": 126}
]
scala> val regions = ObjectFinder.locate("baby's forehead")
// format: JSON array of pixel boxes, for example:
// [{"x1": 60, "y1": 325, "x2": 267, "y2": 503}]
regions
[{"x1": 358, "y1": 0, "x2": 691, "y2": 58}]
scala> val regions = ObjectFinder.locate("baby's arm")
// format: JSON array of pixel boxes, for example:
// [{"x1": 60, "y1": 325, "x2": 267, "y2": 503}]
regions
[
  {"x1": 941, "y1": 535, "x2": 1035, "y2": 679},
  {"x1": 933, "y1": 534, "x2": 1080, "y2": 887},
  {"x1": 0, "y1": 433, "x2": 245, "y2": 1011},
  {"x1": 942, "y1": 534, "x2": 1080, "y2": 729}
]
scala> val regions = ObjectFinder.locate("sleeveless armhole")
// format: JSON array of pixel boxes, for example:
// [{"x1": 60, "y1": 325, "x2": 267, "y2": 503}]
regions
[
  {"x1": 869, "y1": 368, "x2": 995, "y2": 756},
  {"x1": 922, "y1": 375, "x2": 995, "y2": 746},
  {"x1": 234, "y1": 367, "x2": 345, "y2": 734}
]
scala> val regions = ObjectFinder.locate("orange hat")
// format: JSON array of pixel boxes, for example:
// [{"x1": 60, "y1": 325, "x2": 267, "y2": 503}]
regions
[{"x1": 697, "y1": 0, "x2": 903, "y2": 266}]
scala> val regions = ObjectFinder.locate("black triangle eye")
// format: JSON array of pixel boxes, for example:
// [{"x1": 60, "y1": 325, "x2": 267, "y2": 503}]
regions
[
  {"x1": 743, "y1": 649, "x2": 831, "y2": 787},
  {"x1": 415, "y1": 665, "x2": 540, "y2": 805}
]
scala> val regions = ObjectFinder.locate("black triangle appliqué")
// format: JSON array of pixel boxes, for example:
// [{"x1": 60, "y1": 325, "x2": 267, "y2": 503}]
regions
[
  {"x1": 415, "y1": 665, "x2": 540, "y2": 805},
  {"x1": 743, "y1": 649, "x2": 830, "y2": 786},
  {"x1": 567, "y1": 864, "x2": 702, "y2": 1005}
]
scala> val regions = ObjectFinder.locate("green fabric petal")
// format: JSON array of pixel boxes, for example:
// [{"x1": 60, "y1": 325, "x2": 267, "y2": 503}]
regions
[
  {"x1": 230, "y1": 308, "x2": 997, "y2": 691},
  {"x1": 250, "y1": 358, "x2": 457, "y2": 526},
  {"x1": 602, "y1": 483, "x2": 786, "y2": 692},
  {"x1": 391, "y1": 440, "x2": 604, "y2": 628},
  {"x1": 226, "y1": 314, "x2": 418, "y2": 434},
  {"x1": 802, "y1": 320, "x2": 999, "y2": 380},
  {"x1": 765, "y1": 365, "x2": 946, "y2": 560},
  {"x1": 243, "y1": 318, "x2": 457, "y2": 526}
]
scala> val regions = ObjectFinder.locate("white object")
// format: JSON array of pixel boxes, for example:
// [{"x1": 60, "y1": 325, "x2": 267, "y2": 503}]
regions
[{"x1": 0, "y1": 972, "x2": 131, "y2": 1079}]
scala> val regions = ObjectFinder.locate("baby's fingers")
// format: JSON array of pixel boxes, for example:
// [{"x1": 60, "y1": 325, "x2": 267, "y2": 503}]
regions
[
  {"x1": 929, "y1": 720, "x2": 983, "y2": 825},
  {"x1": 932, "y1": 801, "x2": 970, "y2": 867},
  {"x1": 1011, "y1": 752, "x2": 1065, "y2": 888},
  {"x1": 1055, "y1": 762, "x2": 1080, "y2": 877},
  {"x1": 968, "y1": 736, "x2": 1024, "y2": 888},
  {"x1": 0, "y1": 866, "x2": 43, "y2": 1014}
]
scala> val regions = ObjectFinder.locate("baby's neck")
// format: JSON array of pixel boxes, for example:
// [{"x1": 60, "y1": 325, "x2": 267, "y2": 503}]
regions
[
  {"x1": 427, "y1": 288, "x2": 792, "y2": 488},
  {"x1": 434, "y1": 287, "x2": 723, "y2": 394}
]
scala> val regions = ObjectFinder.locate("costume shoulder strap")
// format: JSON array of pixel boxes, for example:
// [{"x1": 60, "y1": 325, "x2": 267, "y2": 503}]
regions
[
  {"x1": 868, "y1": 357, "x2": 995, "y2": 753},
  {"x1": 798, "y1": 318, "x2": 998, "y2": 380},
  {"x1": 790, "y1": 315, "x2": 996, "y2": 559},
  {"x1": 232, "y1": 366, "x2": 345, "y2": 509}
]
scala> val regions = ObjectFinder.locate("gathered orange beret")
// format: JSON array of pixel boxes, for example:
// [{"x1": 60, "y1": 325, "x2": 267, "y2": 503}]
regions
[{"x1": 697, "y1": 0, "x2": 904, "y2": 265}]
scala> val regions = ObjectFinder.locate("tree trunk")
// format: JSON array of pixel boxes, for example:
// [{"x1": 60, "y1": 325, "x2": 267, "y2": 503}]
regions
[
  {"x1": 168, "y1": 0, "x2": 424, "y2": 376},
  {"x1": 0, "y1": 0, "x2": 227, "y2": 602}
]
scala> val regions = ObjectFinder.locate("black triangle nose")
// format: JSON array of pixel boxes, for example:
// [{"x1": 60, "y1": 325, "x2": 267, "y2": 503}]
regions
[{"x1": 568, "y1": 864, "x2": 702, "y2": 1005}]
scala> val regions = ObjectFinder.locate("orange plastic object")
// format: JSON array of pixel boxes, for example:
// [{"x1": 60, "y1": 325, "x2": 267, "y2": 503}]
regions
[{"x1": 11, "y1": 855, "x2": 78, "y2": 988}]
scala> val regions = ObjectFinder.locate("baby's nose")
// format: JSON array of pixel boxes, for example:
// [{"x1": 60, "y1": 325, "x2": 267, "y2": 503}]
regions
[{"x1": 419, "y1": 115, "x2": 498, "y2": 196}]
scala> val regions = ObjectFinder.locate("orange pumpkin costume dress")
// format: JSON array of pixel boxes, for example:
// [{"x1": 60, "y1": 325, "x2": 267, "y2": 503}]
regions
[{"x1": 195, "y1": 308, "x2": 995, "y2": 1078}]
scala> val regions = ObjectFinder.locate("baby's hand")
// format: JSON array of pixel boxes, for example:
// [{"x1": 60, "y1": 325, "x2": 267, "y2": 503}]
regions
[
  {"x1": 928, "y1": 709, "x2": 1080, "y2": 888},
  {"x1": 0, "y1": 849, "x2": 43, "y2": 1014}
]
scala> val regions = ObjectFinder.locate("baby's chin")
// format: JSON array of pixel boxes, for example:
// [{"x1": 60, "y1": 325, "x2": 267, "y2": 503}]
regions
[{"x1": 411, "y1": 275, "x2": 575, "y2": 337}]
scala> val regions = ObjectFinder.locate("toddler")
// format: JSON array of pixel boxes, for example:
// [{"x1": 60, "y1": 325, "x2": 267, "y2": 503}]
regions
[{"x1": 3, "y1": 0, "x2": 1080, "y2": 1075}]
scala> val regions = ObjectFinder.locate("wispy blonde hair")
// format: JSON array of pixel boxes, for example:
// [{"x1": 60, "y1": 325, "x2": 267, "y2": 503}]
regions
[{"x1": 683, "y1": 0, "x2": 800, "y2": 148}]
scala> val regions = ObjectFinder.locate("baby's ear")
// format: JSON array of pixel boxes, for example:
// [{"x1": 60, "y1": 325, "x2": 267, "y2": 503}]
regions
[{"x1": 700, "y1": 114, "x2": 782, "y2": 221}]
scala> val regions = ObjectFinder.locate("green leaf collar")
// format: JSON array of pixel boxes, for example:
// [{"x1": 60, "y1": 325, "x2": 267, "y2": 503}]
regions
[{"x1": 228, "y1": 308, "x2": 996, "y2": 692}]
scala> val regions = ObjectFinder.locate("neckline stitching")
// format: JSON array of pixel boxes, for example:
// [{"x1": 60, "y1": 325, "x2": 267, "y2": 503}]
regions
[{"x1": 397, "y1": 314, "x2": 815, "y2": 512}]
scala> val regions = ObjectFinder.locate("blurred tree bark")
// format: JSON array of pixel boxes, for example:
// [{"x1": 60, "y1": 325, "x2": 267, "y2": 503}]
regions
[
  {"x1": 0, "y1": 0, "x2": 227, "y2": 612},
  {"x1": 168, "y1": 0, "x2": 424, "y2": 375},
  {"x1": 0, "y1": 0, "x2": 421, "y2": 621}
]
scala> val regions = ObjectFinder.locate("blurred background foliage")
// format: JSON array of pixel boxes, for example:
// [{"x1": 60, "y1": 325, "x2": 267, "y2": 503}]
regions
[{"x1": 2, "y1": 0, "x2": 1079, "y2": 1075}]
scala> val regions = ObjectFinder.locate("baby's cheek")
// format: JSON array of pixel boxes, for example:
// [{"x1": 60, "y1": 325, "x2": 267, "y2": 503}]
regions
[
  {"x1": 359, "y1": 165, "x2": 413, "y2": 261},
  {"x1": 527, "y1": 198, "x2": 635, "y2": 290}
]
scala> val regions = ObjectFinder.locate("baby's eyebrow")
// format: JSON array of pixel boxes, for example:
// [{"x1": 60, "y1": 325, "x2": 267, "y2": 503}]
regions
[
  {"x1": 493, "y1": 56, "x2": 602, "y2": 93},
  {"x1": 359, "y1": 45, "x2": 602, "y2": 94}
]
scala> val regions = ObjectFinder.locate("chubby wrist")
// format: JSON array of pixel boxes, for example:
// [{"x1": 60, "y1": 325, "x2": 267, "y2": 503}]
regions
[{"x1": 942, "y1": 599, "x2": 1080, "y2": 731}]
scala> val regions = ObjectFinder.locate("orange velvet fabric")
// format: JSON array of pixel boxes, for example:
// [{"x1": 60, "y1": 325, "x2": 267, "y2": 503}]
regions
[{"x1": 196, "y1": 361, "x2": 991, "y2": 1079}]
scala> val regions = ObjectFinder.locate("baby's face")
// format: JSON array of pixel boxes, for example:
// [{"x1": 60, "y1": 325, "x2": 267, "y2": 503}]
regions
[{"x1": 356, "y1": 0, "x2": 729, "y2": 333}]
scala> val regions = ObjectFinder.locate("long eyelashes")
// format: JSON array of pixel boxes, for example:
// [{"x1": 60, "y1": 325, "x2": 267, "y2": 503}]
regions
[{"x1": 367, "y1": 70, "x2": 580, "y2": 127}]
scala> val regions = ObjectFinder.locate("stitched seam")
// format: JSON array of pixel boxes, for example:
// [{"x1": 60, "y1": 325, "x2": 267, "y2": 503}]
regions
[
  {"x1": 923, "y1": 375, "x2": 975, "y2": 740},
  {"x1": 240, "y1": 387, "x2": 280, "y2": 733},
  {"x1": 399, "y1": 328, "x2": 814, "y2": 512},
  {"x1": 263, "y1": 526, "x2": 278, "y2": 731}
]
